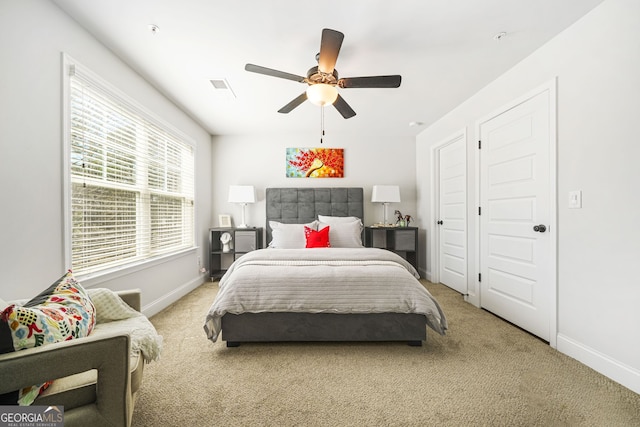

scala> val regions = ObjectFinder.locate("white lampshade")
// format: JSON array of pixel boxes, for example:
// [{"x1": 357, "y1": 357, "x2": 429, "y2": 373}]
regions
[
  {"x1": 371, "y1": 185, "x2": 401, "y2": 203},
  {"x1": 371, "y1": 185, "x2": 401, "y2": 226},
  {"x1": 306, "y1": 84, "x2": 338, "y2": 106},
  {"x1": 228, "y1": 185, "x2": 255, "y2": 228},
  {"x1": 228, "y1": 185, "x2": 255, "y2": 204}
]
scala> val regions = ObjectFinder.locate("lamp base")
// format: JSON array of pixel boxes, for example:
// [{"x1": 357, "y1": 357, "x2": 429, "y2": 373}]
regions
[
  {"x1": 238, "y1": 204, "x2": 249, "y2": 228},
  {"x1": 382, "y1": 202, "x2": 390, "y2": 226}
]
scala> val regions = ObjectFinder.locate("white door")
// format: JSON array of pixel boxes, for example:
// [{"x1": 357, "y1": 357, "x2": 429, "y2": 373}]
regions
[
  {"x1": 479, "y1": 87, "x2": 555, "y2": 342},
  {"x1": 437, "y1": 134, "x2": 467, "y2": 294}
]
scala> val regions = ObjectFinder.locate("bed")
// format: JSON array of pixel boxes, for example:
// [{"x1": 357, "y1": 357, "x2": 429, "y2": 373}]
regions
[{"x1": 204, "y1": 187, "x2": 447, "y2": 347}]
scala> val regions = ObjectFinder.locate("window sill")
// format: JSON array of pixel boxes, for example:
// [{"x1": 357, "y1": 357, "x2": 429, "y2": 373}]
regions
[{"x1": 76, "y1": 246, "x2": 198, "y2": 288}]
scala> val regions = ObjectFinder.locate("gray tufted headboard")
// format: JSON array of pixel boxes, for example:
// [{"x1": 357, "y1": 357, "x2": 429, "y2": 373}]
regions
[{"x1": 265, "y1": 187, "x2": 364, "y2": 244}]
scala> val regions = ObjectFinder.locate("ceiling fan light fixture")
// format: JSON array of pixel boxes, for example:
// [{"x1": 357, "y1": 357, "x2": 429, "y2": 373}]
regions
[
  {"x1": 306, "y1": 83, "x2": 338, "y2": 106},
  {"x1": 245, "y1": 29, "x2": 400, "y2": 118}
]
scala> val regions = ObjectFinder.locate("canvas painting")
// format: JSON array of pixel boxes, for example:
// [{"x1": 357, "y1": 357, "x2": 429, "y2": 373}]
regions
[{"x1": 286, "y1": 148, "x2": 344, "y2": 178}]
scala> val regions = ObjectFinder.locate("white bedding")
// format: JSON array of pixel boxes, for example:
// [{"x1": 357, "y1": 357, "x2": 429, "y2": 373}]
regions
[{"x1": 203, "y1": 247, "x2": 448, "y2": 342}]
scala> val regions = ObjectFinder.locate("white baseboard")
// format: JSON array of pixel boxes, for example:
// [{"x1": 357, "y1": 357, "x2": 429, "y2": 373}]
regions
[
  {"x1": 141, "y1": 273, "x2": 207, "y2": 317},
  {"x1": 557, "y1": 333, "x2": 640, "y2": 394}
]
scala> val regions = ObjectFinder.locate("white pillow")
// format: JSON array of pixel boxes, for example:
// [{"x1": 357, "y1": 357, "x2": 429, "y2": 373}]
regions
[
  {"x1": 318, "y1": 219, "x2": 363, "y2": 248},
  {"x1": 318, "y1": 215, "x2": 361, "y2": 224},
  {"x1": 269, "y1": 221, "x2": 317, "y2": 249}
]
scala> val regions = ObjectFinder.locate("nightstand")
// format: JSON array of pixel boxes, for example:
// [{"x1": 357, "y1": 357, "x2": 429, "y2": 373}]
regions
[
  {"x1": 364, "y1": 226, "x2": 419, "y2": 274},
  {"x1": 209, "y1": 227, "x2": 263, "y2": 280}
]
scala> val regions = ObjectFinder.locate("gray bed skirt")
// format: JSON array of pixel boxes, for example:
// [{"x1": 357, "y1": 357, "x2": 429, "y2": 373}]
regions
[{"x1": 221, "y1": 312, "x2": 427, "y2": 347}]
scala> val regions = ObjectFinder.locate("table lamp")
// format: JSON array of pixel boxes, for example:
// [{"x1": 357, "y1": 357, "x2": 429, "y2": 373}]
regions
[
  {"x1": 371, "y1": 185, "x2": 400, "y2": 226},
  {"x1": 228, "y1": 185, "x2": 255, "y2": 228}
]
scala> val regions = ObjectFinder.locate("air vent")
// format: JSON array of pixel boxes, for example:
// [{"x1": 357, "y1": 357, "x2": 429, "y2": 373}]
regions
[
  {"x1": 209, "y1": 78, "x2": 236, "y2": 99},
  {"x1": 210, "y1": 79, "x2": 228, "y2": 89}
]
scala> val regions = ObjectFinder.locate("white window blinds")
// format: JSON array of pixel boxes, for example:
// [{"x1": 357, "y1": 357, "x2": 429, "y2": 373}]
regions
[{"x1": 66, "y1": 61, "x2": 195, "y2": 276}]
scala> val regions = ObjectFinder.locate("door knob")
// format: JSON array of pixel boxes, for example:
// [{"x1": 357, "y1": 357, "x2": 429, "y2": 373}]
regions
[
  {"x1": 533, "y1": 224, "x2": 547, "y2": 233},
  {"x1": 437, "y1": 220, "x2": 443, "y2": 225}
]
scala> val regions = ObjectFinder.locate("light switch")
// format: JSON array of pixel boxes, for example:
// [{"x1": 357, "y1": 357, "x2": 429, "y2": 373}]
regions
[{"x1": 568, "y1": 190, "x2": 582, "y2": 209}]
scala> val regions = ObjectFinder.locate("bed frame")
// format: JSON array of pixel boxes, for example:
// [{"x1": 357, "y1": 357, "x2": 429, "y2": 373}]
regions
[{"x1": 220, "y1": 187, "x2": 427, "y2": 347}]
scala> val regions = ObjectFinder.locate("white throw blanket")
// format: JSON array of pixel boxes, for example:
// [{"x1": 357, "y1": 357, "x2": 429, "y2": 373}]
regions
[
  {"x1": 204, "y1": 247, "x2": 447, "y2": 342},
  {"x1": 88, "y1": 288, "x2": 163, "y2": 363}
]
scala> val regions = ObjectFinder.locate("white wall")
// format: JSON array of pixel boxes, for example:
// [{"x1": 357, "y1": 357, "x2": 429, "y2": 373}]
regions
[
  {"x1": 211, "y1": 130, "x2": 418, "y2": 246},
  {"x1": 416, "y1": 0, "x2": 640, "y2": 393},
  {"x1": 0, "y1": 0, "x2": 212, "y2": 315}
]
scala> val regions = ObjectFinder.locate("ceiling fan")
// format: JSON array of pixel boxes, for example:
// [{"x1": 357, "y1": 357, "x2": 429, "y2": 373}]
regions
[{"x1": 245, "y1": 28, "x2": 402, "y2": 119}]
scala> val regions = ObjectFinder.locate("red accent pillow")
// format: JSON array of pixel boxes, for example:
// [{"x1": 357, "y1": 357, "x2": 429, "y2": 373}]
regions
[{"x1": 304, "y1": 225, "x2": 330, "y2": 248}]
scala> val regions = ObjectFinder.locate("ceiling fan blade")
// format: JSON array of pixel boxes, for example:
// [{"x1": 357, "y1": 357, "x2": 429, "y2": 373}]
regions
[
  {"x1": 245, "y1": 64, "x2": 306, "y2": 83},
  {"x1": 278, "y1": 92, "x2": 308, "y2": 114},
  {"x1": 318, "y1": 29, "x2": 344, "y2": 74},
  {"x1": 333, "y1": 94, "x2": 356, "y2": 119},
  {"x1": 339, "y1": 75, "x2": 402, "y2": 89}
]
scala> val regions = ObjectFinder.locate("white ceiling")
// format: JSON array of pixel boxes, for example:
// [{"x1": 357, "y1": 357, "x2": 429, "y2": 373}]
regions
[{"x1": 51, "y1": 0, "x2": 604, "y2": 137}]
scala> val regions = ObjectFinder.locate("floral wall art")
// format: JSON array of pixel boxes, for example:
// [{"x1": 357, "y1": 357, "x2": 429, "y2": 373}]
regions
[{"x1": 286, "y1": 147, "x2": 344, "y2": 178}]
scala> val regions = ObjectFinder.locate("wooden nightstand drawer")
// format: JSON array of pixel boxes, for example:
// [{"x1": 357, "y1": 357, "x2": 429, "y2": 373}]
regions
[
  {"x1": 235, "y1": 230, "x2": 258, "y2": 252},
  {"x1": 393, "y1": 229, "x2": 416, "y2": 251}
]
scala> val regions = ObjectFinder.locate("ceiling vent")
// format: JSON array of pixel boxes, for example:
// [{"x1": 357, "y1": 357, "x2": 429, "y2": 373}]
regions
[
  {"x1": 210, "y1": 79, "x2": 236, "y2": 98},
  {"x1": 210, "y1": 79, "x2": 228, "y2": 89}
]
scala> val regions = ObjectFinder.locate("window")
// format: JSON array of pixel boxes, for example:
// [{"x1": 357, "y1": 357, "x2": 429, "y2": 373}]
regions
[{"x1": 64, "y1": 56, "x2": 195, "y2": 276}]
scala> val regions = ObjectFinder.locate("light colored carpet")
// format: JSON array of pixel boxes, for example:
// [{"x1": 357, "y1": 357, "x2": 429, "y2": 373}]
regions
[{"x1": 131, "y1": 280, "x2": 640, "y2": 426}]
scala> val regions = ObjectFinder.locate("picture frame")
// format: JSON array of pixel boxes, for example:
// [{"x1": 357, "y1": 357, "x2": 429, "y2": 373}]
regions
[{"x1": 218, "y1": 214, "x2": 232, "y2": 228}]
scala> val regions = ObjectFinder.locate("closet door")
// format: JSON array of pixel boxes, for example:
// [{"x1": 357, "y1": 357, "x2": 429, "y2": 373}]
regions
[
  {"x1": 478, "y1": 86, "x2": 556, "y2": 342},
  {"x1": 436, "y1": 132, "x2": 467, "y2": 294}
]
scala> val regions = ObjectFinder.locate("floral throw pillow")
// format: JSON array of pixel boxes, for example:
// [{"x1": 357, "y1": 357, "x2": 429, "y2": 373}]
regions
[{"x1": 0, "y1": 271, "x2": 96, "y2": 405}]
